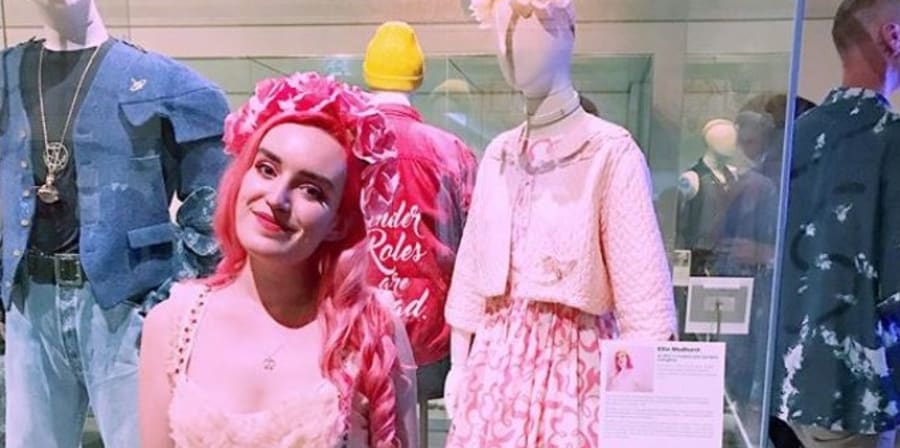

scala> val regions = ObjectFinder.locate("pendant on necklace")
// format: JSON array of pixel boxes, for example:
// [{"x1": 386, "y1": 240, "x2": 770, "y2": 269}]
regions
[
  {"x1": 37, "y1": 182, "x2": 60, "y2": 204},
  {"x1": 263, "y1": 356, "x2": 276, "y2": 371},
  {"x1": 38, "y1": 171, "x2": 60, "y2": 204},
  {"x1": 38, "y1": 141, "x2": 69, "y2": 204}
]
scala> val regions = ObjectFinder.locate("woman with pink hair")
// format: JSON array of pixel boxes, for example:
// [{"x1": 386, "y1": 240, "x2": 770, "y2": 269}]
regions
[
  {"x1": 606, "y1": 350, "x2": 642, "y2": 393},
  {"x1": 137, "y1": 72, "x2": 418, "y2": 447}
]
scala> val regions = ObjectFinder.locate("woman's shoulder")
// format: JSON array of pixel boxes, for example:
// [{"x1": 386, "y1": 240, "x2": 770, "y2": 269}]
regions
[{"x1": 144, "y1": 280, "x2": 209, "y2": 335}]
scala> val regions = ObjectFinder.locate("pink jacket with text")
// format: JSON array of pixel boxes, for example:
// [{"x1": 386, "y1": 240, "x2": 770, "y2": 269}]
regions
[{"x1": 361, "y1": 103, "x2": 477, "y2": 366}]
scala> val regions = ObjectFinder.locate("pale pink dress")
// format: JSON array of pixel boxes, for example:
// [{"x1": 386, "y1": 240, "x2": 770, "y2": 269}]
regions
[
  {"x1": 445, "y1": 133, "x2": 619, "y2": 447},
  {"x1": 164, "y1": 288, "x2": 368, "y2": 448}
]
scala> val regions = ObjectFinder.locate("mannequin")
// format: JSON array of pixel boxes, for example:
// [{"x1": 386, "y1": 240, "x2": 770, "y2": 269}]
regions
[
  {"x1": 361, "y1": 21, "x2": 478, "y2": 447},
  {"x1": 678, "y1": 118, "x2": 740, "y2": 201},
  {"x1": 443, "y1": 1, "x2": 676, "y2": 446},
  {"x1": 0, "y1": 1, "x2": 229, "y2": 446},
  {"x1": 675, "y1": 119, "x2": 742, "y2": 276},
  {"x1": 33, "y1": 0, "x2": 109, "y2": 51}
]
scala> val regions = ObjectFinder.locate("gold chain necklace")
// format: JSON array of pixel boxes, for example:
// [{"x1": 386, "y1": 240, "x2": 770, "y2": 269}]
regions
[
  {"x1": 261, "y1": 303, "x2": 318, "y2": 372},
  {"x1": 37, "y1": 44, "x2": 102, "y2": 204}
]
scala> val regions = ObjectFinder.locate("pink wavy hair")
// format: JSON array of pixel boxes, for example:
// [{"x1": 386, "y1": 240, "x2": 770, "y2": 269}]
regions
[
  {"x1": 614, "y1": 350, "x2": 634, "y2": 373},
  {"x1": 207, "y1": 75, "x2": 402, "y2": 447}
]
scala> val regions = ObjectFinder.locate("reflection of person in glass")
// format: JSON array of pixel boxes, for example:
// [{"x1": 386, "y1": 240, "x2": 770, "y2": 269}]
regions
[
  {"x1": 607, "y1": 350, "x2": 645, "y2": 393},
  {"x1": 717, "y1": 95, "x2": 816, "y2": 273},
  {"x1": 715, "y1": 95, "x2": 816, "y2": 448},
  {"x1": 138, "y1": 73, "x2": 418, "y2": 447}
]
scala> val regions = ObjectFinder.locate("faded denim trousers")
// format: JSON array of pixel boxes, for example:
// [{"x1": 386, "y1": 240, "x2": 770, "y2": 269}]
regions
[{"x1": 5, "y1": 278, "x2": 142, "y2": 448}]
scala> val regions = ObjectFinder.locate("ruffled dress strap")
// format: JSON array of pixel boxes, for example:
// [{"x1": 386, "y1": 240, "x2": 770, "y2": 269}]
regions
[{"x1": 165, "y1": 285, "x2": 213, "y2": 386}]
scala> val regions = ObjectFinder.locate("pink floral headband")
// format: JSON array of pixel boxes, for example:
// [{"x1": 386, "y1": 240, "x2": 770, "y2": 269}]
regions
[
  {"x1": 470, "y1": 0, "x2": 574, "y2": 29},
  {"x1": 223, "y1": 72, "x2": 396, "y2": 164}
]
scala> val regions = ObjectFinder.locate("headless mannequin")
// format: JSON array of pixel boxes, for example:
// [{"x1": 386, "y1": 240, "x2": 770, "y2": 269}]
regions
[
  {"x1": 678, "y1": 119, "x2": 739, "y2": 200},
  {"x1": 32, "y1": 0, "x2": 109, "y2": 51},
  {"x1": 446, "y1": 0, "x2": 593, "y2": 416}
]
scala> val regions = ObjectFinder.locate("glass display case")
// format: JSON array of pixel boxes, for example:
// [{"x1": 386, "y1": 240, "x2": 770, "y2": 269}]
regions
[{"x1": 0, "y1": 1, "x2": 823, "y2": 446}]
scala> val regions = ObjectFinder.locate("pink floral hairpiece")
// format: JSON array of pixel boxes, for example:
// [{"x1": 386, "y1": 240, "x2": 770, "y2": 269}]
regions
[
  {"x1": 470, "y1": 0, "x2": 574, "y2": 29},
  {"x1": 223, "y1": 71, "x2": 396, "y2": 164}
]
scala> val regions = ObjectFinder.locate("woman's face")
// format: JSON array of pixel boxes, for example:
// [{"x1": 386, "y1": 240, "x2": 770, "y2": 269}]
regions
[
  {"x1": 616, "y1": 352, "x2": 629, "y2": 370},
  {"x1": 234, "y1": 123, "x2": 348, "y2": 265}
]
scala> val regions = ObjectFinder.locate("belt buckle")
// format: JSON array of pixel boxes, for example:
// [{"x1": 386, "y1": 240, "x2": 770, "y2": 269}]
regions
[{"x1": 54, "y1": 254, "x2": 83, "y2": 287}]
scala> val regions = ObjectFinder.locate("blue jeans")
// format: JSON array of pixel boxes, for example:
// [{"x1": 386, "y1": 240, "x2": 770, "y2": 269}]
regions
[{"x1": 5, "y1": 279, "x2": 142, "y2": 448}]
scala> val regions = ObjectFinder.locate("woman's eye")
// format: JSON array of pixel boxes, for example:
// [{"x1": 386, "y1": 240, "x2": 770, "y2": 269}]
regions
[
  {"x1": 299, "y1": 184, "x2": 325, "y2": 201},
  {"x1": 255, "y1": 162, "x2": 277, "y2": 178}
]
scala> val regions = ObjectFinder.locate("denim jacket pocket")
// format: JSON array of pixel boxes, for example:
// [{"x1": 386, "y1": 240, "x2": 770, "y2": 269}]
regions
[{"x1": 126, "y1": 222, "x2": 176, "y2": 249}]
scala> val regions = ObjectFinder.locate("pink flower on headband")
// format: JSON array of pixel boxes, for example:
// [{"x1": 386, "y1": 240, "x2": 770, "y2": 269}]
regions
[
  {"x1": 470, "y1": 0, "x2": 574, "y2": 29},
  {"x1": 223, "y1": 72, "x2": 396, "y2": 164}
]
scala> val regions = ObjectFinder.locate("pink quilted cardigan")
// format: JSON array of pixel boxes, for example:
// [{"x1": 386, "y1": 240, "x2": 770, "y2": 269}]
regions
[{"x1": 445, "y1": 117, "x2": 677, "y2": 340}]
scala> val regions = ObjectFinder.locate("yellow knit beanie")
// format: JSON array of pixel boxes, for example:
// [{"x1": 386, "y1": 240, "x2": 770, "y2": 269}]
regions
[{"x1": 364, "y1": 21, "x2": 424, "y2": 92}]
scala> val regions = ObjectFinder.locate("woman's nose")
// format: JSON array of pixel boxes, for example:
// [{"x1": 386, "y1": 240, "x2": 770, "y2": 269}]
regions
[{"x1": 264, "y1": 185, "x2": 291, "y2": 212}]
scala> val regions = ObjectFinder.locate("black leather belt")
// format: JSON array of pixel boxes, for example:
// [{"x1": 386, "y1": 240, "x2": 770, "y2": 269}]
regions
[{"x1": 26, "y1": 250, "x2": 85, "y2": 287}]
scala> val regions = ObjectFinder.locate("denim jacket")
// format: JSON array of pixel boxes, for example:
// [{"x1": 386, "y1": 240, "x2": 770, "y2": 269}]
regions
[{"x1": 0, "y1": 38, "x2": 229, "y2": 309}]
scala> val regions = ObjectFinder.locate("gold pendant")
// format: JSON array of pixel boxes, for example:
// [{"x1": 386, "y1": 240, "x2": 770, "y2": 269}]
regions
[
  {"x1": 39, "y1": 142, "x2": 69, "y2": 204},
  {"x1": 263, "y1": 356, "x2": 276, "y2": 371},
  {"x1": 44, "y1": 142, "x2": 70, "y2": 173}
]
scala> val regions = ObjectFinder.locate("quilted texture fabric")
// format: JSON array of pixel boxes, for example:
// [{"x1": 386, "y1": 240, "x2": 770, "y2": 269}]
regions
[{"x1": 445, "y1": 114, "x2": 676, "y2": 339}]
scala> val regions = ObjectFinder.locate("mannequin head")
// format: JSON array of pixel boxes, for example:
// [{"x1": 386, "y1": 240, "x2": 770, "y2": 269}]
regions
[
  {"x1": 30, "y1": 0, "x2": 106, "y2": 49},
  {"x1": 472, "y1": 0, "x2": 575, "y2": 97},
  {"x1": 31, "y1": 0, "x2": 97, "y2": 37},
  {"x1": 702, "y1": 119, "x2": 738, "y2": 160}
]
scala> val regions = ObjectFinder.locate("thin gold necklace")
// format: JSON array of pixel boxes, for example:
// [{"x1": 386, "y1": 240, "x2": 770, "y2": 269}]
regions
[
  {"x1": 36, "y1": 43, "x2": 102, "y2": 204},
  {"x1": 261, "y1": 304, "x2": 318, "y2": 372}
]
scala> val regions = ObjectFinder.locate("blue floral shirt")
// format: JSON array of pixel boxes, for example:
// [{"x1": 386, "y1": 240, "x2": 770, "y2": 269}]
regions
[{"x1": 775, "y1": 87, "x2": 900, "y2": 433}]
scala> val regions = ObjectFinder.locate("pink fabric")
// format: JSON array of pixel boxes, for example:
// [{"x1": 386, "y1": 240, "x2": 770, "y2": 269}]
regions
[
  {"x1": 165, "y1": 288, "x2": 368, "y2": 448},
  {"x1": 362, "y1": 103, "x2": 477, "y2": 365},
  {"x1": 169, "y1": 378, "x2": 357, "y2": 448},
  {"x1": 446, "y1": 152, "x2": 620, "y2": 447},
  {"x1": 444, "y1": 117, "x2": 677, "y2": 339},
  {"x1": 446, "y1": 297, "x2": 616, "y2": 447}
]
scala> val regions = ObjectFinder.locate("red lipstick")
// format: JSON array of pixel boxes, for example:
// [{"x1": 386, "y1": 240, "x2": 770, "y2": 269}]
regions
[{"x1": 252, "y1": 211, "x2": 288, "y2": 233}]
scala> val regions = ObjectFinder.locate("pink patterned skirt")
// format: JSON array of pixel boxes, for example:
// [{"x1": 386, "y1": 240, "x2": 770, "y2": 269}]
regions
[{"x1": 446, "y1": 295, "x2": 617, "y2": 447}]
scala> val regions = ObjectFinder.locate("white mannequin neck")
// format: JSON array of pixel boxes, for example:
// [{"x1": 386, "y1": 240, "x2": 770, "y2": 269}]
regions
[
  {"x1": 37, "y1": 1, "x2": 109, "y2": 51},
  {"x1": 369, "y1": 91, "x2": 412, "y2": 107},
  {"x1": 525, "y1": 89, "x2": 589, "y2": 139},
  {"x1": 525, "y1": 84, "x2": 578, "y2": 123}
]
